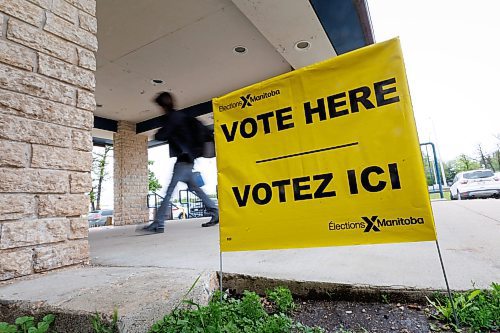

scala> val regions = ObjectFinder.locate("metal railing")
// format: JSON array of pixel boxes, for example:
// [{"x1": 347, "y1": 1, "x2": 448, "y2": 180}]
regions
[
  {"x1": 178, "y1": 189, "x2": 209, "y2": 218},
  {"x1": 147, "y1": 192, "x2": 178, "y2": 221},
  {"x1": 147, "y1": 190, "x2": 208, "y2": 220},
  {"x1": 420, "y1": 142, "x2": 444, "y2": 199}
]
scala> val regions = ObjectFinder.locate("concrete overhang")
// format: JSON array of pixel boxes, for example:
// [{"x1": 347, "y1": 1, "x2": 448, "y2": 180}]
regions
[{"x1": 92, "y1": 0, "x2": 374, "y2": 144}]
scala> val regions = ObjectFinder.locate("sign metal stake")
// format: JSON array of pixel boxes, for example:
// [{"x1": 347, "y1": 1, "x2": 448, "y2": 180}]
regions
[
  {"x1": 435, "y1": 239, "x2": 459, "y2": 328},
  {"x1": 219, "y1": 250, "x2": 223, "y2": 303}
]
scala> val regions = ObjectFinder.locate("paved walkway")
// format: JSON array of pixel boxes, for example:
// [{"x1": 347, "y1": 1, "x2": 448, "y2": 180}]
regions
[
  {"x1": 1, "y1": 199, "x2": 499, "y2": 332},
  {"x1": 90, "y1": 199, "x2": 500, "y2": 290}
]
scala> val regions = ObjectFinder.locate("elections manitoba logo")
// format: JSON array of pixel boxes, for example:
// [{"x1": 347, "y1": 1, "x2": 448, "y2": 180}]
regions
[
  {"x1": 218, "y1": 89, "x2": 281, "y2": 111},
  {"x1": 328, "y1": 216, "x2": 425, "y2": 233}
]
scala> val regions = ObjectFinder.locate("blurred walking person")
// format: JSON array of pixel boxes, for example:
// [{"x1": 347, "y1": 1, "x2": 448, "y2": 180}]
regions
[{"x1": 140, "y1": 92, "x2": 219, "y2": 233}]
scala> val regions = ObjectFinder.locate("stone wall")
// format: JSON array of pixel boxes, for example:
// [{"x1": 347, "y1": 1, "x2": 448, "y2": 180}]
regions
[
  {"x1": 0, "y1": 0, "x2": 96, "y2": 280},
  {"x1": 113, "y1": 121, "x2": 149, "y2": 226}
]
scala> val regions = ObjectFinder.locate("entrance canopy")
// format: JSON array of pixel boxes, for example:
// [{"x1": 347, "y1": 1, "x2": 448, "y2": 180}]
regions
[{"x1": 92, "y1": 0, "x2": 374, "y2": 146}]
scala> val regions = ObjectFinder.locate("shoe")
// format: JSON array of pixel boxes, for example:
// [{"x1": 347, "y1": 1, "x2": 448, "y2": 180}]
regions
[
  {"x1": 144, "y1": 222, "x2": 165, "y2": 233},
  {"x1": 136, "y1": 226, "x2": 164, "y2": 234},
  {"x1": 141, "y1": 222, "x2": 158, "y2": 230},
  {"x1": 201, "y1": 215, "x2": 219, "y2": 227}
]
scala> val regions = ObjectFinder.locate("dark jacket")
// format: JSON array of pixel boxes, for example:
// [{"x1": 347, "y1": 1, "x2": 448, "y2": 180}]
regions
[{"x1": 155, "y1": 111, "x2": 201, "y2": 163}]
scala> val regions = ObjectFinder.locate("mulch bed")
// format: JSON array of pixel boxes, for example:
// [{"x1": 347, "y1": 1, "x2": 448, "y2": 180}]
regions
[{"x1": 292, "y1": 299, "x2": 455, "y2": 333}]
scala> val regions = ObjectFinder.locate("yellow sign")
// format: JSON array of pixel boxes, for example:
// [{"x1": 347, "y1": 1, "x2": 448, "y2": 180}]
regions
[{"x1": 213, "y1": 38, "x2": 436, "y2": 252}]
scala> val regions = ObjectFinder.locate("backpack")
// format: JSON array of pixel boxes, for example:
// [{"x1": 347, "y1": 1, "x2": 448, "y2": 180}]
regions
[{"x1": 188, "y1": 116, "x2": 215, "y2": 158}]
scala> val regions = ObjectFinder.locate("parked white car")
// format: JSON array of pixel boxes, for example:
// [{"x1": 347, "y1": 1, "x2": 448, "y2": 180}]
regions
[
  {"x1": 450, "y1": 169, "x2": 500, "y2": 200},
  {"x1": 88, "y1": 209, "x2": 113, "y2": 227}
]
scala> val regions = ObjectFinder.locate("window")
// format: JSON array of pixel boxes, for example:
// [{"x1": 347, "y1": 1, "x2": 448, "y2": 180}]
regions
[{"x1": 463, "y1": 170, "x2": 494, "y2": 179}]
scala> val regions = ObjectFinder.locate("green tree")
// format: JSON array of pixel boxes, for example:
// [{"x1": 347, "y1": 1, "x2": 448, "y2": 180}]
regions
[
  {"x1": 444, "y1": 138, "x2": 500, "y2": 184},
  {"x1": 422, "y1": 154, "x2": 436, "y2": 186},
  {"x1": 443, "y1": 161, "x2": 456, "y2": 184},
  {"x1": 486, "y1": 134, "x2": 500, "y2": 171},
  {"x1": 148, "y1": 160, "x2": 162, "y2": 193},
  {"x1": 455, "y1": 154, "x2": 480, "y2": 172},
  {"x1": 443, "y1": 154, "x2": 480, "y2": 185},
  {"x1": 494, "y1": 146, "x2": 500, "y2": 171},
  {"x1": 477, "y1": 144, "x2": 496, "y2": 171},
  {"x1": 90, "y1": 145, "x2": 112, "y2": 211}
]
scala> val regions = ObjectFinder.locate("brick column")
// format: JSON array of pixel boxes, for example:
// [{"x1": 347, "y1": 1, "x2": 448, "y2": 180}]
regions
[
  {"x1": 0, "y1": 0, "x2": 97, "y2": 280},
  {"x1": 113, "y1": 121, "x2": 149, "y2": 226}
]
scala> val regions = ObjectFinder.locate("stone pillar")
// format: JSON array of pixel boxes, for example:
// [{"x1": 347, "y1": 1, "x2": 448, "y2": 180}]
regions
[
  {"x1": 0, "y1": 0, "x2": 97, "y2": 280},
  {"x1": 113, "y1": 121, "x2": 149, "y2": 226}
]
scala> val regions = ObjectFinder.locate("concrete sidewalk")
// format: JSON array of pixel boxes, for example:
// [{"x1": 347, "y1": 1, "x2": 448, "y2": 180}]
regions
[
  {"x1": 89, "y1": 200, "x2": 500, "y2": 290},
  {"x1": 1, "y1": 199, "x2": 499, "y2": 332}
]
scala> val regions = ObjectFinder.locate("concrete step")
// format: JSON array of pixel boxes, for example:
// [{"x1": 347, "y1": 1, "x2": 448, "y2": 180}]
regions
[{"x1": 0, "y1": 266, "x2": 217, "y2": 333}]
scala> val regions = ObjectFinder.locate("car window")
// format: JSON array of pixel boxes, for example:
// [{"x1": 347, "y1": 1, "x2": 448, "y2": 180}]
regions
[{"x1": 463, "y1": 170, "x2": 494, "y2": 179}]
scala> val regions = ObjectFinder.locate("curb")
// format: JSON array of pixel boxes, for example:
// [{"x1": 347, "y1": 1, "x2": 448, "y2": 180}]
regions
[{"x1": 220, "y1": 273, "x2": 457, "y2": 304}]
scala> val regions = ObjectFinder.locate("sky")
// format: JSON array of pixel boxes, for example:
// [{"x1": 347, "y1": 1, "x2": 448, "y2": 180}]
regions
[
  {"x1": 368, "y1": 0, "x2": 500, "y2": 161},
  {"x1": 98, "y1": 0, "x2": 500, "y2": 208}
]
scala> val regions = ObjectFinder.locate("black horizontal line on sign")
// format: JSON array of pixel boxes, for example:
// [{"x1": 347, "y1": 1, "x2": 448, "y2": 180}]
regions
[{"x1": 255, "y1": 142, "x2": 359, "y2": 164}]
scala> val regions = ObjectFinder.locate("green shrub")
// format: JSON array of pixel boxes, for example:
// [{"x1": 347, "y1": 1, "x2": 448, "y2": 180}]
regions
[
  {"x1": 266, "y1": 286, "x2": 295, "y2": 314},
  {"x1": 91, "y1": 309, "x2": 119, "y2": 333},
  {"x1": 149, "y1": 287, "x2": 323, "y2": 333},
  {"x1": 0, "y1": 314, "x2": 55, "y2": 333},
  {"x1": 427, "y1": 282, "x2": 499, "y2": 332},
  {"x1": 240, "y1": 291, "x2": 267, "y2": 320}
]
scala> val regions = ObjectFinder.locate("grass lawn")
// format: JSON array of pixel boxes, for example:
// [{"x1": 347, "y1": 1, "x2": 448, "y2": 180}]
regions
[{"x1": 430, "y1": 191, "x2": 451, "y2": 200}]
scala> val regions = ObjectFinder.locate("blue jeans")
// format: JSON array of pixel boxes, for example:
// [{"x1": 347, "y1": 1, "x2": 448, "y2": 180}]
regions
[{"x1": 154, "y1": 162, "x2": 218, "y2": 229}]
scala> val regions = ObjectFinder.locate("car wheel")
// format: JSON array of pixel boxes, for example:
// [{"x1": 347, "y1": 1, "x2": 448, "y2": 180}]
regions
[{"x1": 450, "y1": 191, "x2": 456, "y2": 200}]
